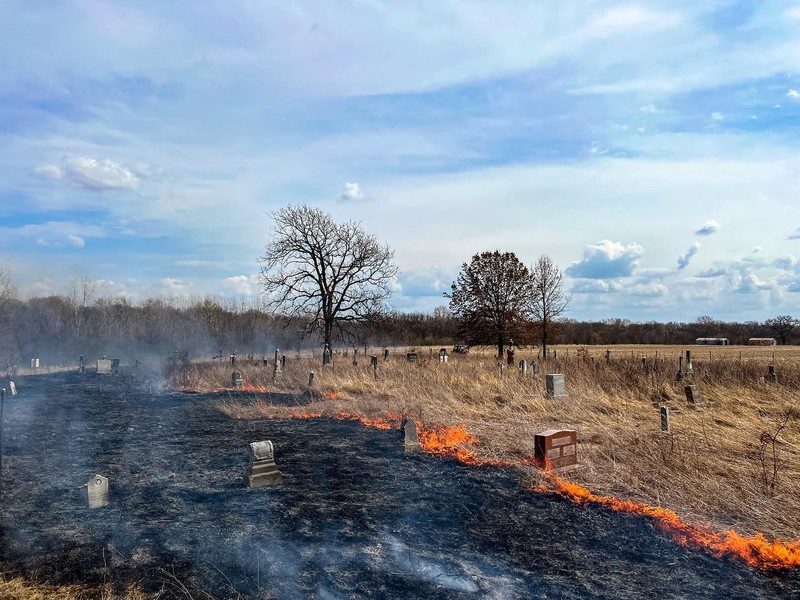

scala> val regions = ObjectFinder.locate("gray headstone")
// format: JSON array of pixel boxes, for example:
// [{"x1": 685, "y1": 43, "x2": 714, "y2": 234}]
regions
[
  {"x1": 518, "y1": 359, "x2": 527, "y2": 376},
  {"x1": 530, "y1": 361, "x2": 540, "y2": 375},
  {"x1": 31, "y1": 358, "x2": 40, "y2": 369},
  {"x1": 245, "y1": 440, "x2": 283, "y2": 488},
  {"x1": 402, "y1": 418, "x2": 420, "y2": 450},
  {"x1": 684, "y1": 385, "x2": 703, "y2": 406},
  {"x1": 406, "y1": 351, "x2": 417, "y2": 362},
  {"x1": 606, "y1": 349, "x2": 612, "y2": 362},
  {"x1": 308, "y1": 371, "x2": 315, "y2": 386},
  {"x1": 660, "y1": 406, "x2": 670, "y2": 432},
  {"x1": 8, "y1": 381, "x2": 16, "y2": 396},
  {"x1": 87, "y1": 474, "x2": 109, "y2": 509},
  {"x1": 383, "y1": 348, "x2": 389, "y2": 361},
  {"x1": 685, "y1": 350, "x2": 693, "y2": 376},
  {"x1": 96, "y1": 359, "x2": 112, "y2": 375},
  {"x1": 232, "y1": 371, "x2": 244, "y2": 387},
  {"x1": 323, "y1": 345, "x2": 332, "y2": 365},
  {"x1": 546, "y1": 374, "x2": 567, "y2": 398},
  {"x1": 767, "y1": 365, "x2": 777, "y2": 383}
]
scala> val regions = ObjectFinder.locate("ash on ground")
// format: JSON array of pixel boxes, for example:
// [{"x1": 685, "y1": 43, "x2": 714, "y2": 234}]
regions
[{"x1": 0, "y1": 373, "x2": 797, "y2": 599}]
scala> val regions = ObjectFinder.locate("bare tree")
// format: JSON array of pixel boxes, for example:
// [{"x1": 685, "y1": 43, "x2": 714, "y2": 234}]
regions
[
  {"x1": 765, "y1": 315, "x2": 798, "y2": 345},
  {"x1": 67, "y1": 276, "x2": 97, "y2": 341},
  {"x1": 530, "y1": 254, "x2": 570, "y2": 359},
  {"x1": 446, "y1": 251, "x2": 534, "y2": 358},
  {"x1": 0, "y1": 265, "x2": 16, "y2": 315},
  {"x1": 258, "y1": 205, "x2": 398, "y2": 352}
]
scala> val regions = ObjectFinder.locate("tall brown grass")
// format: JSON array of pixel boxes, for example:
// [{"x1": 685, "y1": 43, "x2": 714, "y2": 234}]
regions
[{"x1": 181, "y1": 344, "x2": 799, "y2": 542}]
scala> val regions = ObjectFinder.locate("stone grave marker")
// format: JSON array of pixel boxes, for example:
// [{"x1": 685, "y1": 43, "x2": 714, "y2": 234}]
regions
[
  {"x1": 31, "y1": 358, "x2": 39, "y2": 369},
  {"x1": 684, "y1": 385, "x2": 704, "y2": 407},
  {"x1": 606, "y1": 349, "x2": 612, "y2": 363},
  {"x1": 546, "y1": 374, "x2": 566, "y2": 398},
  {"x1": 406, "y1": 351, "x2": 418, "y2": 362},
  {"x1": 8, "y1": 381, "x2": 15, "y2": 396},
  {"x1": 498, "y1": 362, "x2": 506, "y2": 377},
  {"x1": 660, "y1": 406, "x2": 670, "y2": 432},
  {"x1": 232, "y1": 371, "x2": 244, "y2": 388},
  {"x1": 685, "y1": 350, "x2": 693, "y2": 376},
  {"x1": 767, "y1": 365, "x2": 777, "y2": 383},
  {"x1": 518, "y1": 359, "x2": 527, "y2": 376},
  {"x1": 87, "y1": 474, "x2": 109, "y2": 509},
  {"x1": 244, "y1": 440, "x2": 283, "y2": 488},
  {"x1": 383, "y1": 348, "x2": 390, "y2": 361},
  {"x1": 308, "y1": 371, "x2": 314, "y2": 386},
  {"x1": 530, "y1": 361, "x2": 540, "y2": 376},
  {"x1": 534, "y1": 430, "x2": 578, "y2": 471},
  {"x1": 96, "y1": 359, "x2": 112, "y2": 375},
  {"x1": 402, "y1": 418, "x2": 420, "y2": 450},
  {"x1": 438, "y1": 348, "x2": 448, "y2": 363},
  {"x1": 323, "y1": 344, "x2": 332, "y2": 365}
]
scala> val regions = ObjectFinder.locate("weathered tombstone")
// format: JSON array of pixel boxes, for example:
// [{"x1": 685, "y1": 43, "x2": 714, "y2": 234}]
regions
[
  {"x1": 281, "y1": 355, "x2": 286, "y2": 370},
  {"x1": 383, "y1": 348, "x2": 389, "y2": 361},
  {"x1": 685, "y1": 350, "x2": 693, "y2": 376},
  {"x1": 546, "y1": 374, "x2": 566, "y2": 398},
  {"x1": 506, "y1": 347, "x2": 515, "y2": 366},
  {"x1": 530, "y1": 360, "x2": 540, "y2": 376},
  {"x1": 767, "y1": 365, "x2": 777, "y2": 383},
  {"x1": 232, "y1": 371, "x2": 244, "y2": 388},
  {"x1": 79, "y1": 355, "x2": 85, "y2": 374},
  {"x1": 111, "y1": 358, "x2": 120, "y2": 375},
  {"x1": 352, "y1": 349, "x2": 358, "y2": 365},
  {"x1": 323, "y1": 344, "x2": 332, "y2": 366},
  {"x1": 308, "y1": 371, "x2": 314, "y2": 386},
  {"x1": 641, "y1": 356, "x2": 648, "y2": 373},
  {"x1": 660, "y1": 406, "x2": 670, "y2": 432},
  {"x1": 498, "y1": 362, "x2": 506, "y2": 378},
  {"x1": 606, "y1": 349, "x2": 612, "y2": 363},
  {"x1": 684, "y1": 385, "x2": 703, "y2": 407},
  {"x1": 438, "y1": 348, "x2": 447, "y2": 363},
  {"x1": 402, "y1": 418, "x2": 420, "y2": 450},
  {"x1": 87, "y1": 474, "x2": 109, "y2": 509},
  {"x1": 8, "y1": 381, "x2": 16, "y2": 396},
  {"x1": 244, "y1": 441, "x2": 283, "y2": 488},
  {"x1": 518, "y1": 359, "x2": 527, "y2": 376},
  {"x1": 406, "y1": 351, "x2": 417, "y2": 362},
  {"x1": 552, "y1": 349, "x2": 558, "y2": 360},
  {"x1": 96, "y1": 359, "x2": 112, "y2": 375},
  {"x1": 370, "y1": 356, "x2": 379, "y2": 379},
  {"x1": 534, "y1": 430, "x2": 578, "y2": 470},
  {"x1": 31, "y1": 358, "x2": 40, "y2": 369},
  {"x1": 675, "y1": 356, "x2": 683, "y2": 381}
]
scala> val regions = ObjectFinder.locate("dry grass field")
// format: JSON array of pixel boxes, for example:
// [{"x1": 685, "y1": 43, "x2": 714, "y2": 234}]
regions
[{"x1": 176, "y1": 344, "x2": 800, "y2": 547}]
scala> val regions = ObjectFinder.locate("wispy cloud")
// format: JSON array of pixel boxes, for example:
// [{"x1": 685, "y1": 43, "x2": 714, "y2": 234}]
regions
[
  {"x1": 677, "y1": 242, "x2": 701, "y2": 270},
  {"x1": 695, "y1": 219, "x2": 720, "y2": 236}
]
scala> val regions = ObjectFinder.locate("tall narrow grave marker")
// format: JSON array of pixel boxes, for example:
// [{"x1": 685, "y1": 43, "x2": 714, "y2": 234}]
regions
[
  {"x1": 546, "y1": 374, "x2": 566, "y2": 398},
  {"x1": 87, "y1": 474, "x2": 109, "y2": 509},
  {"x1": 244, "y1": 441, "x2": 283, "y2": 488}
]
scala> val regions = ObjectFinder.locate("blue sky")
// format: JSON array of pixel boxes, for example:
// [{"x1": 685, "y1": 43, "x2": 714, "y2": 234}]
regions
[{"x1": 2, "y1": 1, "x2": 800, "y2": 321}]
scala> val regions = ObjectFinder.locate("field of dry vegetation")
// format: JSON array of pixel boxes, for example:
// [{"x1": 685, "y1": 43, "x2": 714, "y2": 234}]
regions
[{"x1": 176, "y1": 344, "x2": 800, "y2": 543}]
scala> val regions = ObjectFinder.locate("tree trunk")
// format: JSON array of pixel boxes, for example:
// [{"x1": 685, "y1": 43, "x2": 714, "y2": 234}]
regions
[
  {"x1": 497, "y1": 333, "x2": 505, "y2": 359},
  {"x1": 541, "y1": 320, "x2": 548, "y2": 360}
]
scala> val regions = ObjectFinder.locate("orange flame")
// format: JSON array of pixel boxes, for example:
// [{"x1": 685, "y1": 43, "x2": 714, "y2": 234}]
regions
[
  {"x1": 323, "y1": 391, "x2": 343, "y2": 399},
  {"x1": 417, "y1": 424, "x2": 520, "y2": 468},
  {"x1": 537, "y1": 471, "x2": 800, "y2": 571}
]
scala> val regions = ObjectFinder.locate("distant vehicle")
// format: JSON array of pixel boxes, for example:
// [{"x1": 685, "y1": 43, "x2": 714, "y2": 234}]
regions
[
  {"x1": 453, "y1": 344, "x2": 470, "y2": 354},
  {"x1": 695, "y1": 338, "x2": 729, "y2": 345}
]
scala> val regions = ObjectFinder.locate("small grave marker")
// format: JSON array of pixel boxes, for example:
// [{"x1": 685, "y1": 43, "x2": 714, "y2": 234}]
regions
[
  {"x1": 546, "y1": 374, "x2": 566, "y2": 398},
  {"x1": 308, "y1": 371, "x2": 314, "y2": 386},
  {"x1": 8, "y1": 381, "x2": 16, "y2": 396},
  {"x1": 244, "y1": 440, "x2": 283, "y2": 488},
  {"x1": 530, "y1": 361, "x2": 539, "y2": 376},
  {"x1": 684, "y1": 385, "x2": 703, "y2": 407},
  {"x1": 767, "y1": 365, "x2": 777, "y2": 383},
  {"x1": 402, "y1": 418, "x2": 420, "y2": 451},
  {"x1": 96, "y1": 359, "x2": 112, "y2": 375},
  {"x1": 606, "y1": 349, "x2": 612, "y2": 363},
  {"x1": 660, "y1": 406, "x2": 670, "y2": 432},
  {"x1": 87, "y1": 474, "x2": 109, "y2": 509},
  {"x1": 383, "y1": 348, "x2": 389, "y2": 361},
  {"x1": 518, "y1": 359, "x2": 527, "y2": 376},
  {"x1": 323, "y1": 344, "x2": 332, "y2": 365},
  {"x1": 232, "y1": 371, "x2": 244, "y2": 388},
  {"x1": 31, "y1": 358, "x2": 39, "y2": 369},
  {"x1": 685, "y1": 350, "x2": 693, "y2": 376},
  {"x1": 534, "y1": 430, "x2": 578, "y2": 471},
  {"x1": 406, "y1": 351, "x2": 418, "y2": 362}
]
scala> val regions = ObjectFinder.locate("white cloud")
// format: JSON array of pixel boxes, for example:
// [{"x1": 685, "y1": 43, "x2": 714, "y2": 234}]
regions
[
  {"x1": 566, "y1": 240, "x2": 644, "y2": 279},
  {"x1": 571, "y1": 279, "x2": 622, "y2": 294},
  {"x1": 695, "y1": 219, "x2": 720, "y2": 236},
  {"x1": 338, "y1": 181, "x2": 368, "y2": 203},
  {"x1": 630, "y1": 282, "x2": 668, "y2": 297},
  {"x1": 34, "y1": 164, "x2": 63, "y2": 180},
  {"x1": 697, "y1": 266, "x2": 726, "y2": 278},
  {"x1": 222, "y1": 275, "x2": 256, "y2": 296},
  {"x1": 789, "y1": 227, "x2": 800, "y2": 240},
  {"x1": 66, "y1": 234, "x2": 85, "y2": 248},
  {"x1": 62, "y1": 156, "x2": 139, "y2": 191},
  {"x1": 774, "y1": 255, "x2": 798, "y2": 271},
  {"x1": 788, "y1": 89, "x2": 800, "y2": 99},
  {"x1": 677, "y1": 242, "x2": 701, "y2": 270},
  {"x1": 711, "y1": 112, "x2": 724, "y2": 121},
  {"x1": 639, "y1": 104, "x2": 657, "y2": 113},
  {"x1": 635, "y1": 268, "x2": 672, "y2": 281},
  {"x1": 732, "y1": 272, "x2": 774, "y2": 294},
  {"x1": 161, "y1": 278, "x2": 193, "y2": 292}
]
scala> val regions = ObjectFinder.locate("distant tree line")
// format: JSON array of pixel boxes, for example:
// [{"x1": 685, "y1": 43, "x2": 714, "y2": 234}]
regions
[{"x1": 0, "y1": 283, "x2": 796, "y2": 374}]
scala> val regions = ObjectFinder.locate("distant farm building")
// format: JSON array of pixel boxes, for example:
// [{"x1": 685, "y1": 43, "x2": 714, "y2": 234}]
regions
[
  {"x1": 748, "y1": 338, "x2": 777, "y2": 346},
  {"x1": 695, "y1": 338, "x2": 730, "y2": 346}
]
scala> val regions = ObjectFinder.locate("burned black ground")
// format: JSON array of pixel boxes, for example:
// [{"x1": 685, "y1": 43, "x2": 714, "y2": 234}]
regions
[{"x1": 0, "y1": 372, "x2": 798, "y2": 599}]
